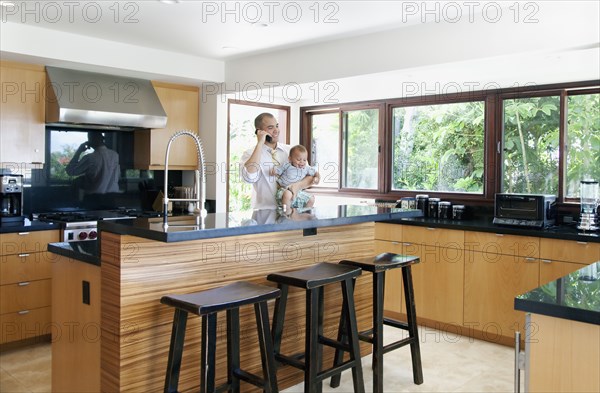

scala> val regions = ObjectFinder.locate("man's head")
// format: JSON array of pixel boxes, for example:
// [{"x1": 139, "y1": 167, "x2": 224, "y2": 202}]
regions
[
  {"x1": 87, "y1": 132, "x2": 105, "y2": 149},
  {"x1": 254, "y1": 113, "x2": 280, "y2": 143},
  {"x1": 289, "y1": 145, "x2": 308, "y2": 169}
]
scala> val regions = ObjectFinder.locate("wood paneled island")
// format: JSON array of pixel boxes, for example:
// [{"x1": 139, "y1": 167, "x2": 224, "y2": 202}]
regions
[{"x1": 49, "y1": 206, "x2": 421, "y2": 392}]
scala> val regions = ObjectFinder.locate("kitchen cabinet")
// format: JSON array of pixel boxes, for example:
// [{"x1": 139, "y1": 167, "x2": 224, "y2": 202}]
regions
[
  {"x1": 0, "y1": 230, "x2": 59, "y2": 345},
  {"x1": 464, "y1": 232, "x2": 539, "y2": 341},
  {"x1": 0, "y1": 61, "x2": 46, "y2": 166},
  {"x1": 539, "y1": 238, "x2": 600, "y2": 284},
  {"x1": 375, "y1": 224, "x2": 464, "y2": 327},
  {"x1": 134, "y1": 81, "x2": 200, "y2": 170},
  {"x1": 52, "y1": 257, "x2": 100, "y2": 393}
]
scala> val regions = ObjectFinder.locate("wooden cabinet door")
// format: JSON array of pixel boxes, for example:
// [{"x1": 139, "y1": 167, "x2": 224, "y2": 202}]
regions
[
  {"x1": 464, "y1": 251, "x2": 539, "y2": 339},
  {"x1": 0, "y1": 61, "x2": 46, "y2": 165},
  {"x1": 374, "y1": 223, "x2": 403, "y2": 242},
  {"x1": 401, "y1": 242, "x2": 464, "y2": 326},
  {"x1": 52, "y1": 257, "x2": 100, "y2": 393},
  {"x1": 134, "y1": 82, "x2": 199, "y2": 169},
  {"x1": 465, "y1": 231, "x2": 539, "y2": 258},
  {"x1": 539, "y1": 238, "x2": 600, "y2": 264},
  {"x1": 0, "y1": 230, "x2": 60, "y2": 256},
  {"x1": 539, "y1": 259, "x2": 588, "y2": 285}
]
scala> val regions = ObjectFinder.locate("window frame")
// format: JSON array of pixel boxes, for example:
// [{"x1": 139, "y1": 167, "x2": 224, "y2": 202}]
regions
[{"x1": 300, "y1": 80, "x2": 600, "y2": 206}]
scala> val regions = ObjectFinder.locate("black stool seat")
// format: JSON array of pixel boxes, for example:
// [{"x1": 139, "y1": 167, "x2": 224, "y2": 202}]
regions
[
  {"x1": 267, "y1": 262, "x2": 362, "y2": 289},
  {"x1": 161, "y1": 281, "x2": 280, "y2": 393},
  {"x1": 331, "y1": 253, "x2": 423, "y2": 393},
  {"x1": 267, "y1": 262, "x2": 365, "y2": 393},
  {"x1": 161, "y1": 281, "x2": 280, "y2": 315},
  {"x1": 340, "y1": 252, "x2": 420, "y2": 273}
]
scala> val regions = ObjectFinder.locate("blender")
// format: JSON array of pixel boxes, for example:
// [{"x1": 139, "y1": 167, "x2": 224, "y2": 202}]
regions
[{"x1": 577, "y1": 180, "x2": 599, "y2": 231}]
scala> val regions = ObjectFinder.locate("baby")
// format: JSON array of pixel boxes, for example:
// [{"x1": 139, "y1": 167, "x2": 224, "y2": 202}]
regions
[{"x1": 271, "y1": 145, "x2": 320, "y2": 209}]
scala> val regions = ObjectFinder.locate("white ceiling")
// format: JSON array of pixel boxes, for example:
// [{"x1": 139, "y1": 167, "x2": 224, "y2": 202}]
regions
[{"x1": 0, "y1": 0, "x2": 470, "y2": 61}]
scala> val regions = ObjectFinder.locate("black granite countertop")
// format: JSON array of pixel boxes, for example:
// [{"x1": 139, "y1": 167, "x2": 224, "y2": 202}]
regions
[
  {"x1": 0, "y1": 218, "x2": 59, "y2": 233},
  {"x1": 390, "y1": 216, "x2": 600, "y2": 243},
  {"x1": 98, "y1": 205, "x2": 423, "y2": 243},
  {"x1": 47, "y1": 240, "x2": 100, "y2": 266},
  {"x1": 515, "y1": 261, "x2": 600, "y2": 325}
]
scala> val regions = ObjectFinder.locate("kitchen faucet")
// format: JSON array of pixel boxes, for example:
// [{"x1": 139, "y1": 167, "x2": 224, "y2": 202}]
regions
[{"x1": 163, "y1": 130, "x2": 207, "y2": 229}]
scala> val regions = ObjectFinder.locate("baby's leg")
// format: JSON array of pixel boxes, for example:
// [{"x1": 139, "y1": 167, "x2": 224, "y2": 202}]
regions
[
  {"x1": 281, "y1": 189, "x2": 293, "y2": 209},
  {"x1": 306, "y1": 194, "x2": 315, "y2": 207}
]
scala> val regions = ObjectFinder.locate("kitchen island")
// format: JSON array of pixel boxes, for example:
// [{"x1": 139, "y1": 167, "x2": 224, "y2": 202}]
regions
[
  {"x1": 49, "y1": 205, "x2": 421, "y2": 392},
  {"x1": 515, "y1": 261, "x2": 600, "y2": 392}
]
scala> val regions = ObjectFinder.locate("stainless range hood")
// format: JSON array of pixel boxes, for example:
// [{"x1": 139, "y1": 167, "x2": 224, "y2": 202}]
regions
[{"x1": 45, "y1": 66, "x2": 167, "y2": 131}]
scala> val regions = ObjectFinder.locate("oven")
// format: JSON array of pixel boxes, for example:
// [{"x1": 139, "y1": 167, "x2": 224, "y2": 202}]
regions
[{"x1": 37, "y1": 209, "x2": 161, "y2": 242}]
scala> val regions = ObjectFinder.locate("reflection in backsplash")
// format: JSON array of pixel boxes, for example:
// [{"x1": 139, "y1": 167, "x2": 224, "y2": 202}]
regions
[{"x1": 4, "y1": 128, "x2": 185, "y2": 215}]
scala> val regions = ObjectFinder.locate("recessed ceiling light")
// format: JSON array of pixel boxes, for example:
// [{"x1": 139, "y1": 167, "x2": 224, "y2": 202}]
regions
[
  {"x1": 221, "y1": 46, "x2": 239, "y2": 50},
  {"x1": 158, "y1": 0, "x2": 179, "y2": 4}
]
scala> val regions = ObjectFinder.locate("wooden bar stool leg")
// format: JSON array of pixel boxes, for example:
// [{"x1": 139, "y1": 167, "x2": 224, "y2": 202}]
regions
[
  {"x1": 164, "y1": 308, "x2": 188, "y2": 393},
  {"x1": 329, "y1": 288, "x2": 348, "y2": 388},
  {"x1": 271, "y1": 284, "x2": 288, "y2": 357},
  {"x1": 402, "y1": 266, "x2": 423, "y2": 385},
  {"x1": 227, "y1": 308, "x2": 241, "y2": 393},
  {"x1": 200, "y1": 313, "x2": 218, "y2": 393},
  {"x1": 373, "y1": 271, "x2": 385, "y2": 393},
  {"x1": 305, "y1": 288, "x2": 320, "y2": 393},
  {"x1": 254, "y1": 301, "x2": 279, "y2": 393},
  {"x1": 342, "y1": 278, "x2": 366, "y2": 393}
]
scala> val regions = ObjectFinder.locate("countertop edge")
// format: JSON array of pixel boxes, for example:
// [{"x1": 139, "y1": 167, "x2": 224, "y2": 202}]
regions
[
  {"x1": 48, "y1": 242, "x2": 100, "y2": 266},
  {"x1": 514, "y1": 297, "x2": 600, "y2": 325}
]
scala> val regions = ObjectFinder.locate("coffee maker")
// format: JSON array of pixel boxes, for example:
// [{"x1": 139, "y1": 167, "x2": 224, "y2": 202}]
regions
[
  {"x1": 0, "y1": 174, "x2": 24, "y2": 225},
  {"x1": 577, "y1": 180, "x2": 599, "y2": 232}
]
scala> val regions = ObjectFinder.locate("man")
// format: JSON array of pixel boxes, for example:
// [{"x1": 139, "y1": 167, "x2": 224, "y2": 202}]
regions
[
  {"x1": 66, "y1": 132, "x2": 120, "y2": 194},
  {"x1": 241, "y1": 113, "x2": 315, "y2": 209}
]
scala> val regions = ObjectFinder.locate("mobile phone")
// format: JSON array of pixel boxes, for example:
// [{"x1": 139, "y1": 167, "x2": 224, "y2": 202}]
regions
[{"x1": 255, "y1": 130, "x2": 272, "y2": 143}]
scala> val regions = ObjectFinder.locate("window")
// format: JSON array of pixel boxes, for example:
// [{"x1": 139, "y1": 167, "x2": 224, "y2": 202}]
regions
[
  {"x1": 501, "y1": 96, "x2": 560, "y2": 195},
  {"x1": 227, "y1": 100, "x2": 290, "y2": 212},
  {"x1": 301, "y1": 81, "x2": 598, "y2": 204},
  {"x1": 342, "y1": 108, "x2": 379, "y2": 190},
  {"x1": 566, "y1": 92, "x2": 600, "y2": 198},
  {"x1": 392, "y1": 101, "x2": 485, "y2": 193},
  {"x1": 310, "y1": 112, "x2": 339, "y2": 188}
]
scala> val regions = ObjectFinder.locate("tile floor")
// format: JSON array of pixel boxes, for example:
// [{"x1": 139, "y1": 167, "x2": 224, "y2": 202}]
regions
[{"x1": 0, "y1": 326, "x2": 521, "y2": 392}]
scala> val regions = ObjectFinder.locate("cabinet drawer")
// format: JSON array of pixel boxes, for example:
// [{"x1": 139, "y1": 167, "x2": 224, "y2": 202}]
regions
[
  {"x1": 539, "y1": 238, "x2": 600, "y2": 264},
  {"x1": 0, "y1": 279, "x2": 51, "y2": 314},
  {"x1": 465, "y1": 231, "x2": 539, "y2": 258},
  {"x1": 0, "y1": 306, "x2": 51, "y2": 344},
  {"x1": 403, "y1": 226, "x2": 464, "y2": 248},
  {"x1": 374, "y1": 223, "x2": 402, "y2": 242},
  {"x1": 0, "y1": 252, "x2": 54, "y2": 285},
  {"x1": 0, "y1": 230, "x2": 59, "y2": 256}
]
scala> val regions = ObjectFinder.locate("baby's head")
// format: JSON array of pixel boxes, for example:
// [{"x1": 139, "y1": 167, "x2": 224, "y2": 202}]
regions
[{"x1": 289, "y1": 145, "x2": 308, "y2": 168}]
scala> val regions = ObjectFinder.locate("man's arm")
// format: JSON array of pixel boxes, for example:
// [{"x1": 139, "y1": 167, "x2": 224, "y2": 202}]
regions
[
  {"x1": 65, "y1": 142, "x2": 90, "y2": 176},
  {"x1": 243, "y1": 131, "x2": 269, "y2": 174}
]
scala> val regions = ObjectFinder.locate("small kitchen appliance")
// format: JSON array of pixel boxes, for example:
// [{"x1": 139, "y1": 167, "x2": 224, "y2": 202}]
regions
[
  {"x1": 577, "y1": 180, "x2": 599, "y2": 232},
  {"x1": 493, "y1": 193, "x2": 556, "y2": 228},
  {"x1": 0, "y1": 174, "x2": 24, "y2": 225}
]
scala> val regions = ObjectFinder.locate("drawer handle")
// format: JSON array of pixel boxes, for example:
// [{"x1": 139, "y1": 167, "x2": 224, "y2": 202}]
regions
[
  {"x1": 525, "y1": 257, "x2": 537, "y2": 263},
  {"x1": 18, "y1": 232, "x2": 30, "y2": 236},
  {"x1": 17, "y1": 310, "x2": 30, "y2": 315},
  {"x1": 426, "y1": 227, "x2": 436, "y2": 231},
  {"x1": 495, "y1": 233, "x2": 505, "y2": 237},
  {"x1": 18, "y1": 253, "x2": 30, "y2": 258},
  {"x1": 541, "y1": 259, "x2": 552, "y2": 264},
  {"x1": 391, "y1": 241, "x2": 400, "y2": 245},
  {"x1": 18, "y1": 281, "x2": 30, "y2": 286},
  {"x1": 576, "y1": 241, "x2": 588, "y2": 245},
  {"x1": 403, "y1": 242, "x2": 413, "y2": 246}
]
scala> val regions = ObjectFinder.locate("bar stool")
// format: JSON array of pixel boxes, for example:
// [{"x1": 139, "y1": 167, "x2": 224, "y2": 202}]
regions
[
  {"x1": 267, "y1": 262, "x2": 365, "y2": 393},
  {"x1": 160, "y1": 281, "x2": 280, "y2": 393},
  {"x1": 330, "y1": 252, "x2": 423, "y2": 393}
]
